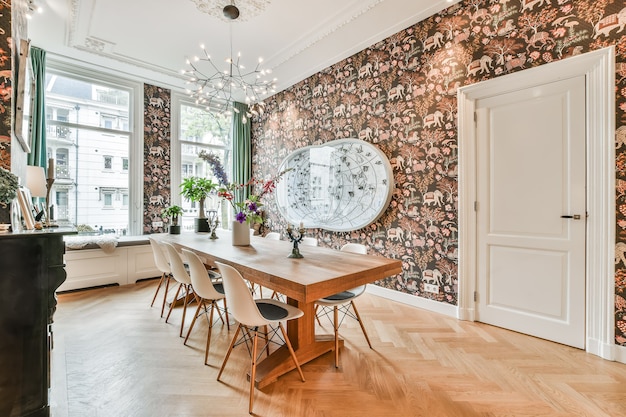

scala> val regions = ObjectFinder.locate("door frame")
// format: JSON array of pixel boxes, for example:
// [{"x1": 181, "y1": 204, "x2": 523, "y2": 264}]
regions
[{"x1": 457, "y1": 47, "x2": 615, "y2": 359}]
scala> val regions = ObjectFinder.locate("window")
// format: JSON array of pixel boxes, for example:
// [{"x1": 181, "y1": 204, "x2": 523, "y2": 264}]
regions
[
  {"x1": 45, "y1": 66, "x2": 139, "y2": 234},
  {"x1": 103, "y1": 192, "x2": 113, "y2": 208},
  {"x1": 55, "y1": 190, "x2": 68, "y2": 221},
  {"x1": 172, "y1": 96, "x2": 232, "y2": 230},
  {"x1": 56, "y1": 148, "x2": 69, "y2": 179},
  {"x1": 104, "y1": 156, "x2": 113, "y2": 170}
]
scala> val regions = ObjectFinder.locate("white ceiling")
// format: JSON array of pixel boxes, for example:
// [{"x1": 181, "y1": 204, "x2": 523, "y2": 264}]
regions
[{"x1": 29, "y1": 0, "x2": 458, "y2": 99}]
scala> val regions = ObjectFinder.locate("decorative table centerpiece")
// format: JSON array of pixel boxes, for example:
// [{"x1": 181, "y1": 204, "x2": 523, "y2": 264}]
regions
[{"x1": 199, "y1": 150, "x2": 290, "y2": 246}]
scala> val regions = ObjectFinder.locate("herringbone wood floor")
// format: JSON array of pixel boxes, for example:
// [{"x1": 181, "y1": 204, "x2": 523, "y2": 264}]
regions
[{"x1": 51, "y1": 279, "x2": 626, "y2": 417}]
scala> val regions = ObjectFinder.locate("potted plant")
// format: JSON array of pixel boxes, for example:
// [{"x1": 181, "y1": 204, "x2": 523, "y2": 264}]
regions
[
  {"x1": 180, "y1": 177, "x2": 218, "y2": 232},
  {"x1": 162, "y1": 205, "x2": 183, "y2": 234},
  {"x1": 0, "y1": 166, "x2": 19, "y2": 229}
]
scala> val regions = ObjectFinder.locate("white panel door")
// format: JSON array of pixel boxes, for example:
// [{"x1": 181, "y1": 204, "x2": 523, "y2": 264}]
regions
[{"x1": 475, "y1": 75, "x2": 586, "y2": 348}]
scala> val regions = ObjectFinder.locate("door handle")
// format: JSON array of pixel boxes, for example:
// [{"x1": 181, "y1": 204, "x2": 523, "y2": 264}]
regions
[{"x1": 561, "y1": 215, "x2": 581, "y2": 220}]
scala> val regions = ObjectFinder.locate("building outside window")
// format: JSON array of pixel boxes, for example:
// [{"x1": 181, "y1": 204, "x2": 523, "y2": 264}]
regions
[
  {"x1": 45, "y1": 67, "x2": 138, "y2": 234},
  {"x1": 175, "y1": 99, "x2": 232, "y2": 231}
]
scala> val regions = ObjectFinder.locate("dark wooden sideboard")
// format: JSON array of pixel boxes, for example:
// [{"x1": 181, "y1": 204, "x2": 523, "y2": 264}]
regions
[{"x1": 0, "y1": 229, "x2": 75, "y2": 417}]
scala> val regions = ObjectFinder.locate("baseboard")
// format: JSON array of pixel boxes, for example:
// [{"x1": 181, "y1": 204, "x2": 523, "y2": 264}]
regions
[
  {"x1": 614, "y1": 343, "x2": 626, "y2": 364},
  {"x1": 366, "y1": 284, "x2": 457, "y2": 318}
]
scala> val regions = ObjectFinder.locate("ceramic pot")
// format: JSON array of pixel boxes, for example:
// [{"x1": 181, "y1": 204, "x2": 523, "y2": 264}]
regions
[{"x1": 231, "y1": 220, "x2": 250, "y2": 246}]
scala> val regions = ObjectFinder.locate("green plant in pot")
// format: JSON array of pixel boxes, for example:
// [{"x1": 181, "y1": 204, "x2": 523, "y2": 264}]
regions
[
  {"x1": 180, "y1": 177, "x2": 217, "y2": 232},
  {"x1": 0, "y1": 167, "x2": 19, "y2": 228},
  {"x1": 162, "y1": 205, "x2": 183, "y2": 234}
]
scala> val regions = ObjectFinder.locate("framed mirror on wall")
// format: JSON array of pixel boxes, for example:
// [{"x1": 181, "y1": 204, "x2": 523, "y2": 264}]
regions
[
  {"x1": 14, "y1": 38, "x2": 34, "y2": 153},
  {"x1": 275, "y1": 138, "x2": 394, "y2": 232}
]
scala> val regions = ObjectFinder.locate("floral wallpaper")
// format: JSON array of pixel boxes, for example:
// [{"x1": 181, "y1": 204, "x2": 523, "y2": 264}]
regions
[
  {"x1": 0, "y1": 1, "x2": 11, "y2": 170},
  {"x1": 143, "y1": 84, "x2": 171, "y2": 233},
  {"x1": 251, "y1": 0, "x2": 626, "y2": 345}
]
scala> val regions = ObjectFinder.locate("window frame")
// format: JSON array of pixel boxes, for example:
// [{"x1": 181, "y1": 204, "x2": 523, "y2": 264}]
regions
[
  {"x1": 45, "y1": 58, "x2": 144, "y2": 235},
  {"x1": 170, "y1": 92, "x2": 232, "y2": 210}
]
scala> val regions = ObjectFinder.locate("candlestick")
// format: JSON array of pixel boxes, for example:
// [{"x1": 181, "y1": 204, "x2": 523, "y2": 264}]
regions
[
  {"x1": 47, "y1": 158, "x2": 55, "y2": 180},
  {"x1": 45, "y1": 177, "x2": 55, "y2": 227},
  {"x1": 286, "y1": 225, "x2": 306, "y2": 258},
  {"x1": 207, "y1": 209, "x2": 219, "y2": 240}
]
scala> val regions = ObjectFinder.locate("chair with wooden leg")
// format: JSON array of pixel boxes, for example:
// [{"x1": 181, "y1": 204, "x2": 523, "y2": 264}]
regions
[
  {"x1": 148, "y1": 237, "x2": 172, "y2": 317},
  {"x1": 314, "y1": 243, "x2": 372, "y2": 368},
  {"x1": 214, "y1": 261, "x2": 306, "y2": 415},
  {"x1": 162, "y1": 242, "x2": 194, "y2": 338},
  {"x1": 181, "y1": 249, "x2": 230, "y2": 365}
]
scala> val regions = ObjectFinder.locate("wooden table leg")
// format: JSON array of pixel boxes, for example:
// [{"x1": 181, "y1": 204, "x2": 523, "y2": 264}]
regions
[{"x1": 252, "y1": 298, "x2": 343, "y2": 389}]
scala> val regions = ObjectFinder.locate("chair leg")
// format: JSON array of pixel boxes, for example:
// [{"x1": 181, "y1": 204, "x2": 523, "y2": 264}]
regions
[
  {"x1": 279, "y1": 322, "x2": 305, "y2": 382},
  {"x1": 314, "y1": 304, "x2": 322, "y2": 325},
  {"x1": 160, "y1": 275, "x2": 171, "y2": 318},
  {"x1": 222, "y1": 298, "x2": 230, "y2": 331},
  {"x1": 204, "y1": 300, "x2": 216, "y2": 366},
  {"x1": 218, "y1": 325, "x2": 241, "y2": 381},
  {"x1": 334, "y1": 306, "x2": 339, "y2": 368},
  {"x1": 350, "y1": 300, "x2": 372, "y2": 349},
  {"x1": 180, "y1": 284, "x2": 191, "y2": 338},
  {"x1": 249, "y1": 329, "x2": 259, "y2": 414},
  {"x1": 184, "y1": 299, "x2": 205, "y2": 345},
  {"x1": 263, "y1": 324, "x2": 270, "y2": 357},
  {"x1": 165, "y1": 283, "x2": 182, "y2": 324},
  {"x1": 150, "y1": 273, "x2": 165, "y2": 307}
]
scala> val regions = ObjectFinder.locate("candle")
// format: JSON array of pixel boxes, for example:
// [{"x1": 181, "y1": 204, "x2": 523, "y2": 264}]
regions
[
  {"x1": 299, "y1": 221, "x2": 303, "y2": 229},
  {"x1": 47, "y1": 158, "x2": 55, "y2": 180}
]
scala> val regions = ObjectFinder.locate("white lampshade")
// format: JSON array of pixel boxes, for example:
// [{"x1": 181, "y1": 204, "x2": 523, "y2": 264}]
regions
[{"x1": 26, "y1": 165, "x2": 47, "y2": 198}]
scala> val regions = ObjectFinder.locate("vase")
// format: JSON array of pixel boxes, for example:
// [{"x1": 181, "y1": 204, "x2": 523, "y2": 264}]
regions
[
  {"x1": 10, "y1": 198, "x2": 21, "y2": 232},
  {"x1": 232, "y1": 220, "x2": 250, "y2": 246}
]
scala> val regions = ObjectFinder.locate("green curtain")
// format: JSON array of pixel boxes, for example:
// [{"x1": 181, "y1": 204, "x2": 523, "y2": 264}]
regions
[
  {"x1": 28, "y1": 46, "x2": 47, "y2": 168},
  {"x1": 232, "y1": 101, "x2": 251, "y2": 205}
]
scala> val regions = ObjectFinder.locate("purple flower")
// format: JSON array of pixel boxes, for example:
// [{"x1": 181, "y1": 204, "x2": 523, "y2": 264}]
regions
[
  {"x1": 247, "y1": 202, "x2": 258, "y2": 213},
  {"x1": 235, "y1": 211, "x2": 247, "y2": 223}
]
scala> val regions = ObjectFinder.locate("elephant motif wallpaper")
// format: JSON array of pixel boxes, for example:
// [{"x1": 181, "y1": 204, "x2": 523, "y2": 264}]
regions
[
  {"x1": 143, "y1": 84, "x2": 171, "y2": 234},
  {"x1": 250, "y1": 0, "x2": 626, "y2": 344}
]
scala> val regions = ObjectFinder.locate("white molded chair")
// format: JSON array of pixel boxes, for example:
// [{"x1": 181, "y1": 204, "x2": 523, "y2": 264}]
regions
[
  {"x1": 149, "y1": 238, "x2": 172, "y2": 318},
  {"x1": 315, "y1": 243, "x2": 372, "y2": 367},
  {"x1": 162, "y1": 242, "x2": 194, "y2": 338},
  {"x1": 264, "y1": 231, "x2": 281, "y2": 240},
  {"x1": 182, "y1": 249, "x2": 230, "y2": 365},
  {"x1": 301, "y1": 236, "x2": 318, "y2": 246},
  {"x1": 215, "y1": 261, "x2": 305, "y2": 414}
]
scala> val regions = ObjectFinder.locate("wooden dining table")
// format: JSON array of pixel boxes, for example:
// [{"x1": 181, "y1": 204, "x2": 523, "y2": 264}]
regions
[{"x1": 153, "y1": 230, "x2": 402, "y2": 388}]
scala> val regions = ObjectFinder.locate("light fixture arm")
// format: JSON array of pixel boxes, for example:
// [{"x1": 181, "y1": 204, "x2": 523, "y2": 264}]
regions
[{"x1": 182, "y1": 1, "x2": 276, "y2": 122}]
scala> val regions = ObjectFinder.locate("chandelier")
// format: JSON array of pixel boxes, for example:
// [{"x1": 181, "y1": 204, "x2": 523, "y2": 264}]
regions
[{"x1": 183, "y1": 1, "x2": 276, "y2": 123}]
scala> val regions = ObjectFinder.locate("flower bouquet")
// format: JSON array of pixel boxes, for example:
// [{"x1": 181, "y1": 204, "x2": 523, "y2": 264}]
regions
[{"x1": 199, "y1": 150, "x2": 290, "y2": 226}]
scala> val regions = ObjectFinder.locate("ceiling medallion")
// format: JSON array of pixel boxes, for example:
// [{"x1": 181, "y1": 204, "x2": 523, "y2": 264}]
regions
[{"x1": 189, "y1": 0, "x2": 271, "y2": 22}]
